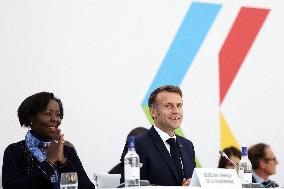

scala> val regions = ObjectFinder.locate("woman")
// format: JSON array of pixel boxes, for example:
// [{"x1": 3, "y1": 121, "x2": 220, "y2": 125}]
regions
[
  {"x1": 218, "y1": 146, "x2": 241, "y2": 169},
  {"x1": 2, "y1": 92, "x2": 95, "y2": 189}
]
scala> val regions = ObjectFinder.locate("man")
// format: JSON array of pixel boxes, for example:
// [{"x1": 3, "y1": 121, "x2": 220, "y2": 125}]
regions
[
  {"x1": 120, "y1": 85, "x2": 196, "y2": 186},
  {"x1": 248, "y1": 143, "x2": 279, "y2": 188}
]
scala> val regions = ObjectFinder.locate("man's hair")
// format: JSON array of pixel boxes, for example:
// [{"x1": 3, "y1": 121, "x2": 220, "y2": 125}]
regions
[
  {"x1": 148, "y1": 85, "x2": 182, "y2": 108},
  {"x1": 17, "y1": 92, "x2": 63, "y2": 127},
  {"x1": 218, "y1": 146, "x2": 242, "y2": 168},
  {"x1": 248, "y1": 143, "x2": 269, "y2": 170}
]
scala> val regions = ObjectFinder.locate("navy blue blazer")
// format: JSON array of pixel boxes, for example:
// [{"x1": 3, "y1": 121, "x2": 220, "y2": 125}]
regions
[
  {"x1": 120, "y1": 126, "x2": 196, "y2": 186},
  {"x1": 2, "y1": 140, "x2": 95, "y2": 189}
]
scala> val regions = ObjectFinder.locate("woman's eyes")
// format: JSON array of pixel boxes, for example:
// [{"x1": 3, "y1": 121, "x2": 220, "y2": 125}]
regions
[
  {"x1": 44, "y1": 112, "x2": 52, "y2": 116},
  {"x1": 43, "y1": 111, "x2": 61, "y2": 118}
]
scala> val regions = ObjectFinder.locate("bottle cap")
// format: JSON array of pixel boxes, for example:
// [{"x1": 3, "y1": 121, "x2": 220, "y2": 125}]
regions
[
  {"x1": 128, "y1": 136, "x2": 135, "y2": 148},
  {"x1": 241, "y1": 146, "x2": 248, "y2": 156}
]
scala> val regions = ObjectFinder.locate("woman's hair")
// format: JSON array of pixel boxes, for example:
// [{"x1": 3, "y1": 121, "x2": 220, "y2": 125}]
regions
[
  {"x1": 218, "y1": 146, "x2": 242, "y2": 168},
  {"x1": 17, "y1": 92, "x2": 63, "y2": 127}
]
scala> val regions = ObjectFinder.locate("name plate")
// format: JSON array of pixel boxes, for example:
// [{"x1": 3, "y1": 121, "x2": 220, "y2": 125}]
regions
[{"x1": 190, "y1": 168, "x2": 241, "y2": 188}]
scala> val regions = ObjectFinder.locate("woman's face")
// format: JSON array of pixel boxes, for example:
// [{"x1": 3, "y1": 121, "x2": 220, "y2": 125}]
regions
[
  {"x1": 225, "y1": 155, "x2": 240, "y2": 169},
  {"x1": 30, "y1": 99, "x2": 62, "y2": 140}
]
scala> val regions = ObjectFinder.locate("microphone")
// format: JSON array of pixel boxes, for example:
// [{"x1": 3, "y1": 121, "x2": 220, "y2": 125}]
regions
[{"x1": 219, "y1": 150, "x2": 239, "y2": 169}]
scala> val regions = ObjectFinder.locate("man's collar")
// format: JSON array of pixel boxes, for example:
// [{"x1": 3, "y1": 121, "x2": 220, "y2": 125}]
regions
[
  {"x1": 153, "y1": 124, "x2": 176, "y2": 143},
  {"x1": 253, "y1": 171, "x2": 267, "y2": 184}
]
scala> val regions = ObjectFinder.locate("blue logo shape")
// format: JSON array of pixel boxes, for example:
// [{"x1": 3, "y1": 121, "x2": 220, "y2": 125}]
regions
[{"x1": 142, "y1": 2, "x2": 222, "y2": 106}]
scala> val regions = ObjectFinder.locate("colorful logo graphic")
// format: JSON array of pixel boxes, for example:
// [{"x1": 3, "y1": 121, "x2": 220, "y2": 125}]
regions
[{"x1": 141, "y1": 2, "x2": 269, "y2": 166}]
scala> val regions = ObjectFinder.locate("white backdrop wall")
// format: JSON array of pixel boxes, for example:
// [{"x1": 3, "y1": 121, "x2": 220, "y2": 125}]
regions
[{"x1": 0, "y1": 0, "x2": 283, "y2": 186}]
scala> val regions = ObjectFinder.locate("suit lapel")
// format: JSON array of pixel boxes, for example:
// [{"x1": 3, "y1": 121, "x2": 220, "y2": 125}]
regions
[{"x1": 148, "y1": 126, "x2": 179, "y2": 182}]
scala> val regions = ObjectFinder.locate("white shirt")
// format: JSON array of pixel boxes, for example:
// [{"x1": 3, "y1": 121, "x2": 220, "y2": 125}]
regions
[
  {"x1": 153, "y1": 125, "x2": 176, "y2": 154},
  {"x1": 252, "y1": 171, "x2": 266, "y2": 187}
]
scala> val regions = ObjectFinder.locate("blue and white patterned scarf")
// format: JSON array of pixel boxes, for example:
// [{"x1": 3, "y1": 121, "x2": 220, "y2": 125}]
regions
[{"x1": 25, "y1": 130, "x2": 60, "y2": 188}]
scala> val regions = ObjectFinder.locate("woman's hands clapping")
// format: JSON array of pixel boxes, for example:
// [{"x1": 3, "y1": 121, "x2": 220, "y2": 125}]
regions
[{"x1": 46, "y1": 129, "x2": 66, "y2": 165}]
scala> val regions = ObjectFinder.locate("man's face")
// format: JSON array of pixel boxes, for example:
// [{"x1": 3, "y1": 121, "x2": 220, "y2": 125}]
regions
[
  {"x1": 262, "y1": 147, "x2": 278, "y2": 175},
  {"x1": 150, "y1": 91, "x2": 183, "y2": 136}
]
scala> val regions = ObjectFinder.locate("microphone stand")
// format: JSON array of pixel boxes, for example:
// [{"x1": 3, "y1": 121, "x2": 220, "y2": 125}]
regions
[{"x1": 219, "y1": 150, "x2": 239, "y2": 169}]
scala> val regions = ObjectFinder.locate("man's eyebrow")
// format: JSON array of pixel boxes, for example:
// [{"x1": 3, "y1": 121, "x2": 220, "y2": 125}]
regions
[
  {"x1": 163, "y1": 101, "x2": 183, "y2": 105},
  {"x1": 163, "y1": 101, "x2": 172, "y2": 104}
]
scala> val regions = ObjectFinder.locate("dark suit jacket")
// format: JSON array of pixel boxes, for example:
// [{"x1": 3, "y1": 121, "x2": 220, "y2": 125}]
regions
[
  {"x1": 120, "y1": 126, "x2": 196, "y2": 186},
  {"x1": 108, "y1": 162, "x2": 123, "y2": 174},
  {"x1": 2, "y1": 140, "x2": 95, "y2": 189},
  {"x1": 252, "y1": 174, "x2": 279, "y2": 188}
]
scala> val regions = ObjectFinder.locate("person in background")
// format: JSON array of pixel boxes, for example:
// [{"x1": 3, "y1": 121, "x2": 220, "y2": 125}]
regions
[
  {"x1": 248, "y1": 143, "x2": 279, "y2": 188},
  {"x1": 2, "y1": 92, "x2": 95, "y2": 189},
  {"x1": 108, "y1": 127, "x2": 148, "y2": 174},
  {"x1": 218, "y1": 146, "x2": 241, "y2": 169},
  {"x1": 120, "y1": 85, "x2": 196, "y2": 186}
]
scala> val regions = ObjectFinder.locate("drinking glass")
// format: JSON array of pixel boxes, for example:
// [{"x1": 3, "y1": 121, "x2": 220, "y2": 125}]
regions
[{"x1": 60, "y1": 172, "x2": 78, "y2": 189}]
